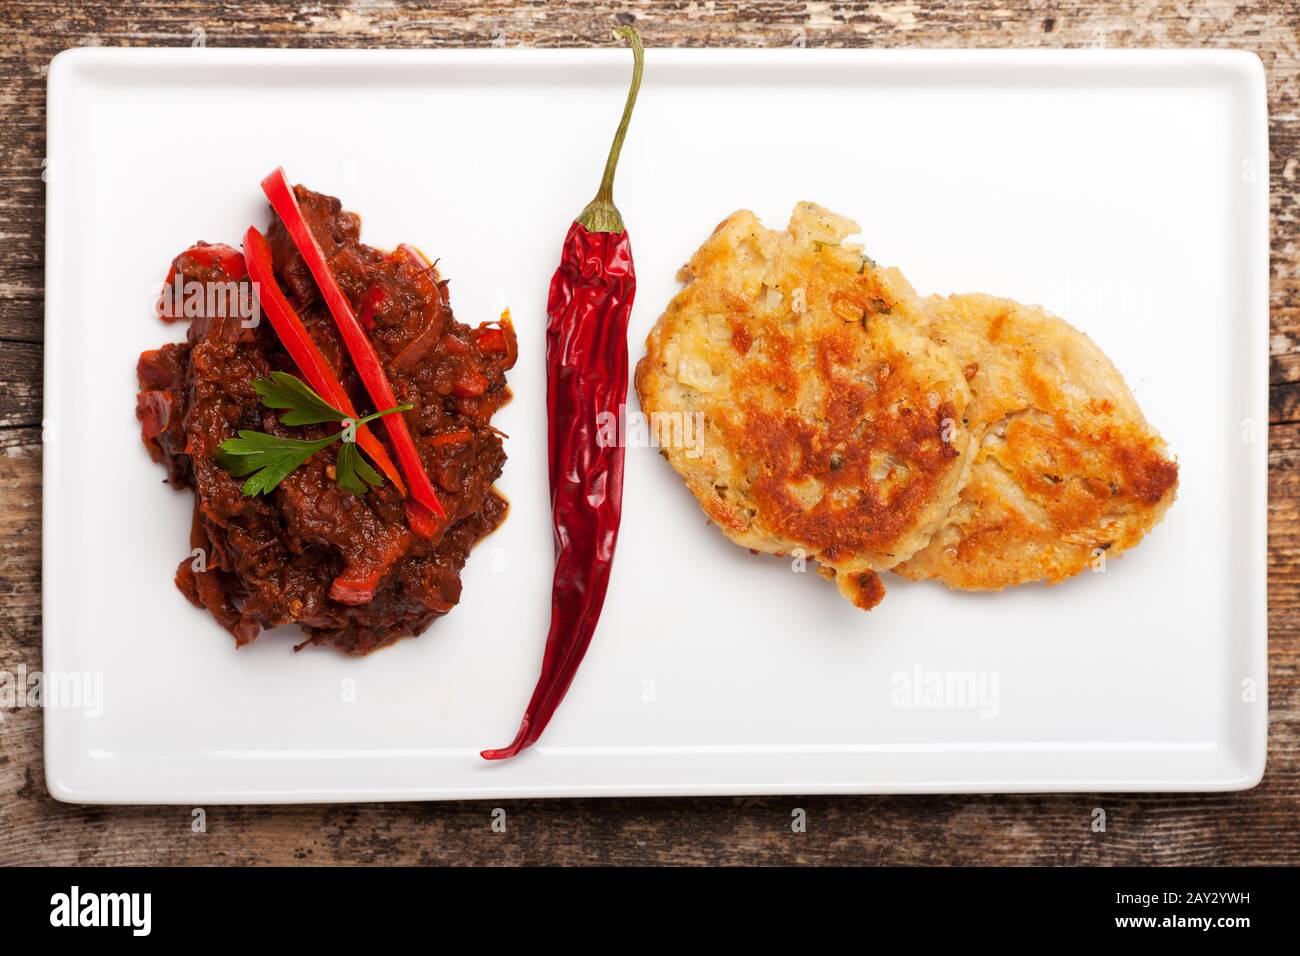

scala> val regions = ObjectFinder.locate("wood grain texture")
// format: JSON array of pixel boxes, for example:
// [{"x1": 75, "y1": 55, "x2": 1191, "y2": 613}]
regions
[{"x1": 1, "y1": 0, "x2": 1297, "y2": 866}]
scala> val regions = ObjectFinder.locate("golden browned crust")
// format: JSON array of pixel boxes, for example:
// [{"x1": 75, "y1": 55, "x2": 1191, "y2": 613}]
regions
[
  {"x1": 635, "y1": 204, "x2": 975, "y2": 609},
  {"x1": 894, "y1": 293, "x2": 1178, "y2": 590},
  {"x1": 840, "y1": 568, "x2": 887, "y2": 610}
]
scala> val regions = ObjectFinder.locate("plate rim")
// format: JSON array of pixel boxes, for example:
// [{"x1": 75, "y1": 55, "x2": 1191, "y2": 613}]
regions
[{"x1": 42, "y1": 45, "x2": 1270, "y2": 803}]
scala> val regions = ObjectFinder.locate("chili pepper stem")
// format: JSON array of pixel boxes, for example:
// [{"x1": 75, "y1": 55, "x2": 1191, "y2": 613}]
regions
[{"x1": 575, "y1": 26, "x2": 644, "y2": 234}]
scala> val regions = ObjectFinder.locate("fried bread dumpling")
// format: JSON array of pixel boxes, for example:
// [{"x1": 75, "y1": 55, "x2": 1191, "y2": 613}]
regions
[
  {"x1": 636, "y1": 204, "x2": 975, "y2": 609},
  {"x1": 895, "y1": 293, "x2": 1178, "y2": 590}
]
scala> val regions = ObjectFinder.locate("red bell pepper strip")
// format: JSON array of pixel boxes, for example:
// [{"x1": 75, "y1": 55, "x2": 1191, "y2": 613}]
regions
[
  {"x1": 403, "y1": 502, "x2": 443, "y2": 540},
  {"x1": 158, "y1": 242, "x2": 247, "y2": 323},
  {"x1": 397, "y1": 243, "x2": 431, "y2": 269},
  {"x1": 260, "y1": 167, "x2": 445, "y2": 519},
  {"x1": 476, "y1": 327, "x2": 509, "y2": 353},
  {"x1": 329, "y1": 566, "x2": 388, "y2": 605},
  {"x1": 452, "y1": 368, "x2": 489, "y2": 399},
  {"x1": 429, "y1": 428, "x2": 473, "y2": 448},
  {"x1": 242, "y1": 226, "x2": 406, "y2": 497},
  {"x1": 482, "y1": 26, "x2": 642, "y2": 760},
  {"x1": 165, "y1": 241, "x2": 248, "y2": 284},
  {"x1": 357, "y1": 286, "x2": 387, "y2": 331}
]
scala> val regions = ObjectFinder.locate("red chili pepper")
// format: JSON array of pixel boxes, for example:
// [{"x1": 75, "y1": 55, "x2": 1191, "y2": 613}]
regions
[
  {"x1": 242, "y1": 226, "x2": 407, "y2": 497},
  {"x1": 482, "y1": 26, "x2": 643, "y2": 761},
  {"x1": 260, "y1": 167, "x2": 445, "y2": 521}
]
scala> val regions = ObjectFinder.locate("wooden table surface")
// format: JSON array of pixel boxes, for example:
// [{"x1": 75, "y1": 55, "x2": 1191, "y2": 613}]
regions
[{"x1": 1, "y1": 0, "x2": 1297, "y2": 866}]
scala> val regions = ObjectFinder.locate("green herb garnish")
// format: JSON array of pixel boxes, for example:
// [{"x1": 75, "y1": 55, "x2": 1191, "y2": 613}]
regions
[
  {"x1": 252, "y1": 372, "x2": 352, "y2": 426},
  {"x1": 216, "y1": 371, "x2": 411, "y2": 498},
  {"x1": 334, "y1": 440, "x2": 384, "y2": 495}
]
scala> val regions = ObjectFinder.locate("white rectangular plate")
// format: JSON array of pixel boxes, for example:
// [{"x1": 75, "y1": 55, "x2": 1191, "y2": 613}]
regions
[{"x1": 44, "y1": 48, "x2": 1268, "y2": 802}]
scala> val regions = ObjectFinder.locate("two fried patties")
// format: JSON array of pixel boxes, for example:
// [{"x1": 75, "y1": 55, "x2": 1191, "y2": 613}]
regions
[
  {"x1": 634, "y1": 203, "x2": 976, "y2": 609},
  {"x1": 895, "y1": 293, "x2": 1179, "y2": 589},
  {"x1": 637, "y1": 203, "x2": 1179, "y2": 609}
]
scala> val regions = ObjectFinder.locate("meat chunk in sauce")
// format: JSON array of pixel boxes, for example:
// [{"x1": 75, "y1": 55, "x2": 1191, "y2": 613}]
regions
[{"x1": 136, "y1": 186, "x2": 517, "y2": 654}]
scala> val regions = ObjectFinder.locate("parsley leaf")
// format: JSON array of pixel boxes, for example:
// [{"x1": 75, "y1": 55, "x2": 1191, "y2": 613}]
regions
[
  {"x1": 335, "y1": 440, "x2": 385, "y2": 495},
  {"x1": 217, "y1": 431, "x2": 336, "y2": 497},
  {"x1": 216, "y1": 372, "x2": 412, "y2": 498},
  {"x1": 253, "y1": 371, "x2": 349, "y2": 426}
]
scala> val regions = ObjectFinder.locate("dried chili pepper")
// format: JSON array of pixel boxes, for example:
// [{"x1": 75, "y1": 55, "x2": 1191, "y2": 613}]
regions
[{"x1": 483, "y1": 26, "x2": 644, "y2": 760}]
